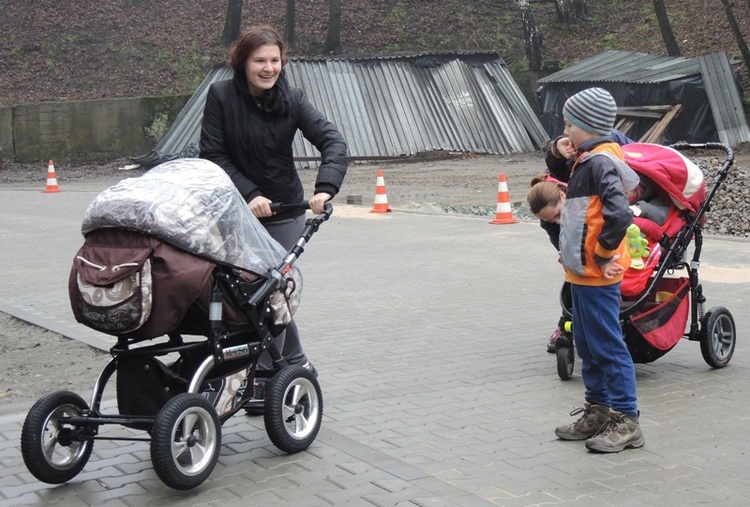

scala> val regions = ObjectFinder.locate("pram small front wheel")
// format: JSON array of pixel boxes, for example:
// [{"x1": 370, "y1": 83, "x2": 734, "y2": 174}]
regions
[
  {"x1": 700, "y1": 306, "x2": 736, "y2": 368},
  {"x1": 264, "y1": 365, "x2": 323, "y2": 453},
  {"x1": 150, "y1": 393, "x2": 221, "y2": 490},
  {"x1": 556, "y1": 345, "x2": 575, "y2": 380},
  {"x1": 21, "y1": 390, "x2": 94, "y2": 484}
]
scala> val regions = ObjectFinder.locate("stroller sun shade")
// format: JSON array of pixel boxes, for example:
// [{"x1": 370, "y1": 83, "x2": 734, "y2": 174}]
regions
[
  {"x1": 81, "y1": 158, "x2": 287, "y2": 275},
  {"x1": 623, "y1": 143, "x2": 705, "y2": 213}
]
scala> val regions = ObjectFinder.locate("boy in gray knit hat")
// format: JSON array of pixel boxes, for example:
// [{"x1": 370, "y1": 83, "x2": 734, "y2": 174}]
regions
[
  {"x1": 563, "y1": 87, "x2": 618, "y2": 136},
  {"x1": 553, "y1": 87, "x2": 645, "y2": 453}
]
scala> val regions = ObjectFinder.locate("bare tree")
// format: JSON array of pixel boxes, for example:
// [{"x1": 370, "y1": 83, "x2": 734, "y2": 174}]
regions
[
  {"x1": 285, "y1": 0, "x2": 297, "y2": 50},
  {"x1": 517, "y1": 0, "x2": 543, "y2": 71},
  {"x1": 572, "y1": 0, "x2": 589, "y2": 19},
  {"x1": 323, "y1": 0, "x2": 342, "y2": 53},
  {"x1": 221, "y1": 0, "x2": 243, "y2": 46},
  {"x1": 554, "y1": 0, "x2": 589, "y2": 23},
  {"x1": 719, "y1": 0, "x2": 750, "y2": 77},
  {"x1": 652, "y1": 0, "x2": 680, "y2": 56}
]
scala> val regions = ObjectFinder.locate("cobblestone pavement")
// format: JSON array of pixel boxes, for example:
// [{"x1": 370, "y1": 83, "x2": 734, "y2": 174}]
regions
[{"x1": 1, "y1": 182, "x2": 749, "y2": 506}]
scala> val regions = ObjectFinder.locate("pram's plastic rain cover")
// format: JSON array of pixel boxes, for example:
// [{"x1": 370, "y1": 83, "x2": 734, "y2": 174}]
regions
[
  {"x1": 82, "y1": 158, "x2": 287, "y2": 272},
  {"x1": 72, "y1": 158, "x2": 300, "y2": 340}
]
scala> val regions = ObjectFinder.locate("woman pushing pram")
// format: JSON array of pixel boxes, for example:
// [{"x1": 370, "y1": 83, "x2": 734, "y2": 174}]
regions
[{"x1": 198, "y1": 25, "x2": 348, "y2": 394}]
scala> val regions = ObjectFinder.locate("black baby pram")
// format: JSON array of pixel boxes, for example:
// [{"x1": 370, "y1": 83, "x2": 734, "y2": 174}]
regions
[
  {"x1": 20, "y1": 159, "x2": 330, "y2": 490},
  {"x1": 554, "y1": 143, "x2": 737, "y2": 380}
]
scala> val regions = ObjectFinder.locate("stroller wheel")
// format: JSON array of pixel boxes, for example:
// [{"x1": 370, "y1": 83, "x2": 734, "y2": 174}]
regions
[
  {"x1": 21, "y1": 390, "x2": 94, "y2": 484},
  {"x1": 150, "y1": 393, "x2": 221, "y2": 490},
  {"x1": 264, "y1": 365, "x2": 323, "y2": 453},
  {"x1": 556, "y1": 346, "x2": 575, "y2": 380},
  {"x1": 700, "y1": 306, "x2": 736, "y2": 368}
]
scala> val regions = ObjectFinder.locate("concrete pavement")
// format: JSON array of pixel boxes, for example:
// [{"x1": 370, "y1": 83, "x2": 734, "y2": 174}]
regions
[{"x1": 1, "y1": 181, "x2": 749, "y2": 506}]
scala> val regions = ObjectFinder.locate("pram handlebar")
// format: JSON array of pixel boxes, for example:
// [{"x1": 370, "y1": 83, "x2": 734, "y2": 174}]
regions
[
  {"x1": 270, "y1": 202, "x2": 309, "y2": 213},
  {"x1": 270, "y1": 201, "x2": 334, "y2": 221},
  {"x1": 669, "y1": 142, "x2": 734, "y2": 167},
  {"x1": 246, "y1": 201, "x2": 333, "y2": 310}
]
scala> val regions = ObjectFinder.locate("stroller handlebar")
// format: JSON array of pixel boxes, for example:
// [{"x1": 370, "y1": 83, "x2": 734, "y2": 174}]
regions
[
  {"x1": 269, "y1": 202, "x2": 310, "y2": 213},
  {"x1": 269, "y1": 201, "x2": 333, "y2": 221},
  {"x1": 669, "y1": 142, "x2": 734, "y2": 167}
]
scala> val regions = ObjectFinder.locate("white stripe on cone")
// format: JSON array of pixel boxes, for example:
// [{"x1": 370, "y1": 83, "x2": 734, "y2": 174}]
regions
[{"x1": 495, "y1": 202, "x2": 512, "y2": 213}]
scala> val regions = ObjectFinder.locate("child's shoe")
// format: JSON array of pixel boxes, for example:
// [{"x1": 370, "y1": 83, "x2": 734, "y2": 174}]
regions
[
  {"x1": 547, "y1": 327, "x2": 562, "y2": 353},
  {"x1": 555, "y1": 402, "x2": 610, "y2": 440},
  {"x1": 585, "y1": 410, "x2": 645, "y2": 453}
]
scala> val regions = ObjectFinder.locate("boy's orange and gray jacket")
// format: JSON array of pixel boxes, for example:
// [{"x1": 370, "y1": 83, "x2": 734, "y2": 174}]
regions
[{"x1": 559, "y1": 139, "x2": 634, "y2": 286}]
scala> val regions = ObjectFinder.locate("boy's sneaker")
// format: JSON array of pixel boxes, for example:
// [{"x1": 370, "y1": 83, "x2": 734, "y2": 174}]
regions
[
  {"x1": 585, "y1": 410, "x2": 645, "y2": 453},
  {"x1": 547, "y1": 327, "x2": 562, "y2": 353},
  {"x1": 555, "y1": 402, "x2": 611, "y2": 440}
]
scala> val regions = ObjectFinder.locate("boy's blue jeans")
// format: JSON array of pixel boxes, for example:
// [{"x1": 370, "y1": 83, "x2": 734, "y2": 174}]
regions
[{"x1": 570, "y1": 282, "x2": 638, "y2": 415}]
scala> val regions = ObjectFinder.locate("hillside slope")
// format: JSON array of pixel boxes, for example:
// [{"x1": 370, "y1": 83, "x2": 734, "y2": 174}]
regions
[{"x1": 1, "y1": 0, "x2": 748, "y2": 107}]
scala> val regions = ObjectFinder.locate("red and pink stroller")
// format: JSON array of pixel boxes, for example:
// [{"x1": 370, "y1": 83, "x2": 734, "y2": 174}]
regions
[
  {"x1": 555, "y1": 142, "x2": 737, "y2": 380},
  {"x1": 20, "y1": 159, "x2": 329, "y2": 489}
]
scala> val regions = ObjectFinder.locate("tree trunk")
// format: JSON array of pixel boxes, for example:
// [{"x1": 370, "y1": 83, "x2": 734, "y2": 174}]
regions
[
  {"x1": 285, "y1": 0, "x2": 297, "y2": 50},
  {"x1": 652, "y1": 0, "x2": 681, "y2": 56},
  {"x1": 323, "y1": 0, "x2": 342, "y2": 53},
  {"x1": 517, "y1": 0, "x2": 543, "y2": 71},
  {"x1": 719, "y1": 0, "x2": 750, "y2": 77},
  {"x1": 221, "y1": 0, "x2": 243, "y2": 46},
  {"x1": 554, "y1": 0, "x2": 587, "y2": 23},
  {"x1": 572, "y1": 0, "x2": 588, "y2": 19},
  {"x1": 554, "y1": 0, "x2": 568, "y2": 23}
]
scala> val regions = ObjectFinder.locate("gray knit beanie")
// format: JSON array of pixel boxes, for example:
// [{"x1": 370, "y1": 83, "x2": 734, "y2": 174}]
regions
[{"x1": 563, "y1": 87, "x2": 617, "y2": 136}]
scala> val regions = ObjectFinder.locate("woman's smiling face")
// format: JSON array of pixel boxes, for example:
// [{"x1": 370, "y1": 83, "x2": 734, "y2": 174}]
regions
[{"x1": 245, "y1": 43, "x2": 282, "y2": 96}]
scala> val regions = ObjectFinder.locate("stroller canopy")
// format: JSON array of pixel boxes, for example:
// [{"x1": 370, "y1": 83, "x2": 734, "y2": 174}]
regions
[
  {"x1": 623, "y1": 143, "x2": 705, "y2": 213},
  {"x1": 81, "y1": 158, "x2": 287, "y2": 275}
]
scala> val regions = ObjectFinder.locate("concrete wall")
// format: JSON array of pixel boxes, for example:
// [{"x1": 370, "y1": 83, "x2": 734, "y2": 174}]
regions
[
  {"x1": 0, "y1": 107, "x2": 12, "y2": 164},
  {"x1": 1, "y1": 95, "x2": 190, "y2": 164}
]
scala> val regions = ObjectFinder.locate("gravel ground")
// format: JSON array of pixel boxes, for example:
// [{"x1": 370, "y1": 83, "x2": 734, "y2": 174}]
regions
[{"x1": 1, "y1": 146, "x2": 748, "y2": 405}]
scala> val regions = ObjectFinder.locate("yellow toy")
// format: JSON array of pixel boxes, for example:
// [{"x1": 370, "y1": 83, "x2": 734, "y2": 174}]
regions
[{"x1": 626, "y1": 223, "x2": 650, "y2": 269}]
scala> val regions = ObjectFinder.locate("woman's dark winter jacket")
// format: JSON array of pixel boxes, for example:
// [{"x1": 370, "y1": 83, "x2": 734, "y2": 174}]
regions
[{"x1": 199, "y1": 71, "x2": 348, "y2": 223}]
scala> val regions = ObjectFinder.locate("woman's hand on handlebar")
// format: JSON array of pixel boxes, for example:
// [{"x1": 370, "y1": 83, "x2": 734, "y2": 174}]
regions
[
  {"x1": 249, "y1": 195, "x2": 273, "y2": 218},
  {"x1": 308, "y1": 192, "x2": 332, "y2": 215}
]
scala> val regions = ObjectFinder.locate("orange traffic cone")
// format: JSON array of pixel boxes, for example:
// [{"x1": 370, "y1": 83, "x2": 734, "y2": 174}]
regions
[
  {"x1": 370, "y1": 170, "x2": 392, "y2": 213},
  {"x1": 490, "y1": 173, "x2": 517, "y2": 224},
  {"x1": 42, "y1": 160, "x2": 61, "y2": 193}
]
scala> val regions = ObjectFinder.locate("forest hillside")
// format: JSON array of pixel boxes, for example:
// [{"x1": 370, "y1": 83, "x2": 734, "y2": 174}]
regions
[{"x1": 1, "y1": 0, "x2": 749, "y2": 107}]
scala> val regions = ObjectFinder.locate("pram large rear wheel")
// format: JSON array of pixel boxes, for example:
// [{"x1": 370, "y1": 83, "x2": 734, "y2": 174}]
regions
[
  {"x1": 150, "y1": 393, "x2": 221, "y2": 490},
  {"x1": 21, "y1": 390, "x2": 94, "y2": 484},
  {"x1": 264, "y1": 365, "x2": 323, "y2": 453},
  {"x1": 700, "y1": 306, "x2": 736, "y2": 368}
]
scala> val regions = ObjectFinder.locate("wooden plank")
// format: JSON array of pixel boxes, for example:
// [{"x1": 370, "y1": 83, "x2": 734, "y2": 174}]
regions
[{"x1": 641, "y1": 104, "x2": 683, "y2": 143}]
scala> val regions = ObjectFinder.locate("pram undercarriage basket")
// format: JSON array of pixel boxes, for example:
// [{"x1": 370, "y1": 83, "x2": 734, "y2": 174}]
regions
[
  {"x1": 554, "y1": 143, "x2": 737, "y2": 380},
  {"x1": 20, "y1": 159, "x2": 331, "y2": 490}
]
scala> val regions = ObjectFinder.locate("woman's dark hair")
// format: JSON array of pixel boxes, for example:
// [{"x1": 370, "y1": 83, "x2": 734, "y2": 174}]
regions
[
  {"x1": 228, "y1": 25, "x2": 287, "y2": 74},
  {"x1": 527, "y1": 173, "x2": 565, "y2": 215}
]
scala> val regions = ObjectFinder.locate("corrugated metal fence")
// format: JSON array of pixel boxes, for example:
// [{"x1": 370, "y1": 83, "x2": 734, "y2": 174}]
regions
[{"x1": 138, "y1": 52, "x2": 548, "y2": 168}]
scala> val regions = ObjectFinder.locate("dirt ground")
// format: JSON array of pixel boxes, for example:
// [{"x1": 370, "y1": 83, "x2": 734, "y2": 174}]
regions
[{"x1": 1, "y1": 149, "x2": 746, "y2": 406}]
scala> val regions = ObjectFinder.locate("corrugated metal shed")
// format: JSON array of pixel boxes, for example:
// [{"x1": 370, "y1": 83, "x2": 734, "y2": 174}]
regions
[
  {"x1": 697, "y1": 53, "x2": 750, "y2": 147},
  {"x1": 538, "y1": 50, "x2": 700, "y2": 84},
  {"x1": 538, "y1": 50, "x2": 750, "y2": 146},
  {"x1": 135, "y1": 52, "x2": 548, "y2": 168}
]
